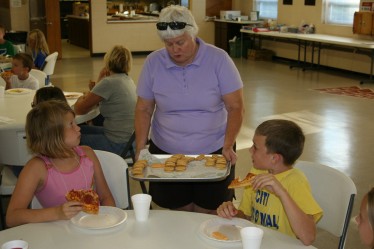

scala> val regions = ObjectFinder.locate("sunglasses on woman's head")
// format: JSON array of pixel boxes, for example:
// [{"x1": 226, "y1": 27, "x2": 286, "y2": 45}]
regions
[{"x1": 156, "y1": 22, "x2": 193, "y2": 30}]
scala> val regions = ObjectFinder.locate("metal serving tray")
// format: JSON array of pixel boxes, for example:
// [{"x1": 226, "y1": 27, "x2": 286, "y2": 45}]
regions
[{"x1": 129, "y1": 154, "x2": 231, "y2": 182}]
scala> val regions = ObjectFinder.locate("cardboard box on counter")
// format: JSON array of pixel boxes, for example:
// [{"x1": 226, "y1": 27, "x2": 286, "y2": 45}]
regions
[{"x1": 248, "y1": 49, "x2": 275, "y2": 61}]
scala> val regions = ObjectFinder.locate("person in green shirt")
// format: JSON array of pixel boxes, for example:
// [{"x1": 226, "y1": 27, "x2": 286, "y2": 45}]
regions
[{"x1": 0, "y1": 24, "x2": 16, "y2": 56}]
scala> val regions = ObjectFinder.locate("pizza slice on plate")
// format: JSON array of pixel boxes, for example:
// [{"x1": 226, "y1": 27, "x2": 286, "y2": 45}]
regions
[
  {"x1": 228, "y1": 173, "x2": 256, "y2": 189},
  {"x1": 66, "y1": 189, "x2": 100, "y2": 214}
]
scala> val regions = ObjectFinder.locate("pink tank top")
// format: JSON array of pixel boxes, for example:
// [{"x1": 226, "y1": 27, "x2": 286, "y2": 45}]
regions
[{"x1": 35, "y1": 146, "x2": 95, "y2": 208}]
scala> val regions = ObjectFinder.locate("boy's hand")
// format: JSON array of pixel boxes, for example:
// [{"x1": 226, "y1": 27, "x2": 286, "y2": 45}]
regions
[
  {"x1": 251, "y1": 173, "x2": 286, "y2": 197},
  {"x1": 217, "y1": 201, "x2": 238, "y2": 219}
]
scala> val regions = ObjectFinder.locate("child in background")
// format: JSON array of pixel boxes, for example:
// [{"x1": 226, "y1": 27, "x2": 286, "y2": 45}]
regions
[
  {"x1": 6, "y1": 100, "x2": 115, "y2": 228},
  {"x1": 355, "y1": 187, "x2": 374, "y2": 248},
  {"x1": 0, "y1": 24, "x2": 16, "y2": 56},
  {"x1": 27, "y1": 29, "x2": 49, "y2": 69},
  {"x1": 32, "y1": 86, "x2": 67, "y2": 107},
  {"x1": 4, "y1": 53, "x2": 38, "y2": 90},
  {"x1": 217, "y1": 119, "x2": 323, "y2": 246}
]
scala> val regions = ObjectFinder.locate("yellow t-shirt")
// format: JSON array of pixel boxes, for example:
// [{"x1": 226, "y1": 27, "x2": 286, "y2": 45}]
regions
[{"x1": 239, "y1": 167, "x2": 323, "y2": 238}]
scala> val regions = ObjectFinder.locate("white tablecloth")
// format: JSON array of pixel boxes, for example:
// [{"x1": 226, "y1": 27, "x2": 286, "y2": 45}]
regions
[
  {"x1": 0, "y1": 210, "x2": 316, "y2": 249},
  {"x1": 0, "y1": 90, "x2": 99, "y2": 165}
]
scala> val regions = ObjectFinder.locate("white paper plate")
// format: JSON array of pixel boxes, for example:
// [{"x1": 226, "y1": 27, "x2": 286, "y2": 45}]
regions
[
  {"x1": 64, "y1": 92, "x2": 83, "y2": 99},
  {"x1": 198, "y1": 217, "x2": 253, "y2": 242},
  {"x1": 5, "y1": 88, "x2": 32, "y2": 95},
  {"x1": 71, "y1": 206, "x2": 127, "y2": 229}
]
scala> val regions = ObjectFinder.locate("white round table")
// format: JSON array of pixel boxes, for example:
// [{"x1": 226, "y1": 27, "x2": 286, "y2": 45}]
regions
[
  {"x1": 0, "y1": 210, "x2": 316, "y2": 249},
  {"x1": 0, "y1": 89, "x2": 99, "y2": 165}
]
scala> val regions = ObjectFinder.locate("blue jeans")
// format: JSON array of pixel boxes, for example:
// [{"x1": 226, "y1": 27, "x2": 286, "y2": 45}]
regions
[{"x1": 79, "y1": 125, "x2": 126, "y2": 155}]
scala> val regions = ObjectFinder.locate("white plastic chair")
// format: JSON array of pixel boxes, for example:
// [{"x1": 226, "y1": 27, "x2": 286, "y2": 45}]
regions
[
  {"x1": 29, "y1": 69, "x2": 47, "y2": 88},
  {"x1": 41, "y1": 52, "x2": 58, "y2": 85},
  {"x1": 32, "y1": 150, "x2": 131, "y2": 210},
  {"x1": 294, "y1": 160, "x2": 357, "y2": 249},
  {"x1": 95, "y1": 150, "x2": 131, "y2": 209}
]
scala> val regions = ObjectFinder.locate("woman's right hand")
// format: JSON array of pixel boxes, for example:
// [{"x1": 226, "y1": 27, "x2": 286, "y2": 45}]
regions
[
  {"x1": 97, "y1": 67, "x2": 110, "y2": 82},
  {"x1": 217, "y1": 201, "x2": 238, "y2": 219},
  {"x1": 88, "y1": 80, "x2": 95, "y2": 90},
  {"x1": 59, "y1": 201, "x2": 83, "y2": 220}
]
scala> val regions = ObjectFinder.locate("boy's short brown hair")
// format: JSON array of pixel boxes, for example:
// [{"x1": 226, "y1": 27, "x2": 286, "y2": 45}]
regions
[
  {"x1": 255, "y1": 119, "x2": 305, "y2": 166},
  {"x1": 13, "y1": 53, "x2": 34, "y2": 72}
]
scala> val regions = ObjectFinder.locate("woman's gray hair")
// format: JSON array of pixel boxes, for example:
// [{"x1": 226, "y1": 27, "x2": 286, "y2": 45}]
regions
[{"x1": 157, "y1": 5, "x2": 199, "y2": 40}]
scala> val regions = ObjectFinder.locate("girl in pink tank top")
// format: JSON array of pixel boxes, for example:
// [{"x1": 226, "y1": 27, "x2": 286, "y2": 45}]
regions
[{"x1": 6, "y1": 100, "x2": 115, "y2": 228}]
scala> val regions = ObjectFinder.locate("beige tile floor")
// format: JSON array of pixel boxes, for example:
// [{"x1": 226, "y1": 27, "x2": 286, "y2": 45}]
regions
[{"x1": 4, "y1": 40, "x2": 374, "y2": 248}]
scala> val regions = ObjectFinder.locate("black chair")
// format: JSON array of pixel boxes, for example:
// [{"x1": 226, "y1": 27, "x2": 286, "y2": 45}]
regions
[
  {"x1": 120, "y1": 131, "x2": 136, "y2": 166},
  {"x1": 120, "y1": 131, "x2": 148, "y2": 194}
]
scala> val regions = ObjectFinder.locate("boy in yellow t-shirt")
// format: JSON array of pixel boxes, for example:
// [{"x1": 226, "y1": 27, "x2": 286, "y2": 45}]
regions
[{"x1": 217, "y1": 119, "x2": 323, "y2": 246}]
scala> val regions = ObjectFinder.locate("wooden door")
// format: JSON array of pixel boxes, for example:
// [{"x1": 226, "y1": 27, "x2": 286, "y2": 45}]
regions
[{"x1": 45, "y1": 0, "x2": 62, "y2": 58}]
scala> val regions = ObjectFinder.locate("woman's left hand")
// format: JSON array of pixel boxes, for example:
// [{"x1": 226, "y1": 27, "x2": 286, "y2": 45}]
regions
[{"x1": 222, "y1": 147, "x2": 237, "y2": 165}]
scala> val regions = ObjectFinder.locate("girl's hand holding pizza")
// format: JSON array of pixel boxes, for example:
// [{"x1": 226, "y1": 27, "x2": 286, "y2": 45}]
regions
[{"x1": 59, "y1": 201, "x2": 83, "y2": 220}]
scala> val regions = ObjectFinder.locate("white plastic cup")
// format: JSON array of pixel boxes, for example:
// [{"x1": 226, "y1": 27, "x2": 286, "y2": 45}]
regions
[
  {"x1": 131, "y1": 194, "x2": 152, "y2": 222},
  {"x1": 240, "y1": 227, "x2": 264, "y2": 249},
  {"x1": 0, "y1": 86, "x2": 5, "y2": 97},
  {"x1": 1, "y1": 240, "x2": 29, "y2": 249}
]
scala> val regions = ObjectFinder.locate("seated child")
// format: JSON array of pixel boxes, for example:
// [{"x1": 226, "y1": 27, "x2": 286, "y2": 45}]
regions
[
  {"x1": 217, "y1": 119, "x2": 323, "y2": 246},
  {"x1": 0, "y1": 24, "x2": 16, "y2": 56},
  {"x1": 4, "y1": 53, "x2": 38, "y2": 90},
  {"x1": 6, "y1": 100, "x2": 115, "y2": 227},
  {"x1": 355, "y1": 187, "x2": 374, "y2": 248},
  {"x1": 32, "y1": 86, "x2": 67, "y2": 107}
]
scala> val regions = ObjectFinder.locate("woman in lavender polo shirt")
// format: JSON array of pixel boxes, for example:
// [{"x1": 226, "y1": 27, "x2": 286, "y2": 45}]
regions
[{"x1": 135, "y1": 5, "x2": 244, "y2": 214}]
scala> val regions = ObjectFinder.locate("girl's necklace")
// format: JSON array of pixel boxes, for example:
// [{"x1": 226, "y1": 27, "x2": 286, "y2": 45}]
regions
[{"x1": 51, "y1": 156, "x2": 89, "y2": 193}]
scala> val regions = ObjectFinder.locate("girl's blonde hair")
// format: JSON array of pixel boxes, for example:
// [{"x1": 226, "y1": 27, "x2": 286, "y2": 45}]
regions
[
  {"x1": 26, "y1": 100, "x2": 75, "y2": 158},
  {"x1": 103, "y1": 45, "x2": 132, "y2": 74},
  {"x1": 27, "y1": 29, "x2": 49, "y2": 55}
]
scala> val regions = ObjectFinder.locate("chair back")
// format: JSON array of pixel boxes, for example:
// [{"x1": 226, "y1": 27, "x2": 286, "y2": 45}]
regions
[
  {"x1": 295, "y1": 160, "x2": 357, "y2": 249},
  {"x1": 94, "y1": 150, "x2": 130, "y2": 209},
  {"x1": 42, "y1": 52, "x2": 58, "y2": 76},
  {"x1": 30, "y1": 69, "x2": 47, "y2": 88},
  {"x1": 31, "y1": 196, "x2": 42, "y2": 209},
  {"x1": 120, "y1": 131, "x2": 136, "y2": 166}
]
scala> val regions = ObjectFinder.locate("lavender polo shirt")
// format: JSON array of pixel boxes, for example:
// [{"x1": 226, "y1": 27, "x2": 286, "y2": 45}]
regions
[{"x1": 137, "y1": 38, "x2": 243, "y2": 154}]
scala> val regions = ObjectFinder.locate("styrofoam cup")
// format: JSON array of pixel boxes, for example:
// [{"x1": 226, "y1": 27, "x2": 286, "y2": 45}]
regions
[
  {"x1": 240, "y1": 227, "x2": 264, "y2": 249},
  {"x1": 1, "y1": 240, "x2": 29, "y2": 249},
  {"x1": 131, "y1": 194, "x2": 152, "y2": 222}
]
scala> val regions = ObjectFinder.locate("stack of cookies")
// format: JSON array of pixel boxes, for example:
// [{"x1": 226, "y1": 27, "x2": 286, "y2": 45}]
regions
[
  {"x1": 132, "y1": 160, "x2": 148, "y2": 177},
  {"x1": 163, "y1": 154, "x2": 194, "y2": 172},
  {"x1": 215, "y1": 156, "x2": 227, "y2": 170},
  {"x1": 204, "y1": 155, "x2": 227, "y2": 170}
]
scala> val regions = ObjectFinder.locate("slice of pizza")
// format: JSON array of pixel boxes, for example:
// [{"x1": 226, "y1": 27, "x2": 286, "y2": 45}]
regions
[
  {"x1": 211, "y1": 231, "x2": 229, "y2": 241},
  {"x1": 228, "y1": 173, "x2": 256, "y2": 189},
  {"x1": 66, "y1": 189, "x2": 100, "y2": 214}
]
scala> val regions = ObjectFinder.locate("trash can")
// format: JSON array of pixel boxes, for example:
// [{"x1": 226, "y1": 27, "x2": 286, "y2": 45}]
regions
[
  {"x1": 229, "y1": 39, "x2": 241, "y2": 58},
  {"x1": 229, "y1": 38, "x2": 252, "y2": 58}
]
